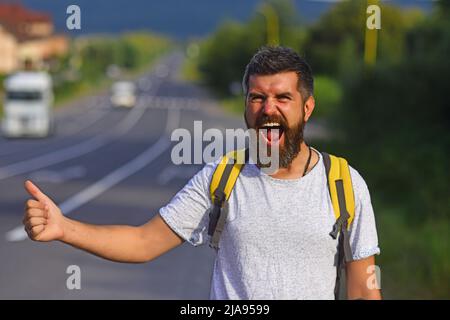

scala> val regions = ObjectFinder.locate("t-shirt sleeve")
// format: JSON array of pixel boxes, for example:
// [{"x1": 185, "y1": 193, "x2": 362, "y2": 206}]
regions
[
  {"x1": 348, "y1": 166, "x2": 381, "y2": 260},
  {"x1": 159, "y1": 162, "x2": 216, "y2": 246}
]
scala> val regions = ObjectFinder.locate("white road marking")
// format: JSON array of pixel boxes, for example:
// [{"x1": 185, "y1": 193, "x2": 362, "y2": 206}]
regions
[
  {"x1": 157, "y1": 165, "x2": 199, "y2": 185},
  {"x1": 0, "y1": 109, "x2": 110, "y2": 158},
  {"x1": 58, "y1": 107, "x2": 110, "y2": 136},
  {"x1": 141, "y1": 96, "x2": 202, "y2": 111},
  {"x1": 5, "y1": 107, "x2": 181, "y2": 242},
  {"x1": 28, "y1": 166, "x2": 87, "y2": 183}
]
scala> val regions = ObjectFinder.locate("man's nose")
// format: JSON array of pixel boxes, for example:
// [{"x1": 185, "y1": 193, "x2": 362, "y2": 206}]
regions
[{"x1": 262, "y1": 98, "x2": 278, "y2": 116}]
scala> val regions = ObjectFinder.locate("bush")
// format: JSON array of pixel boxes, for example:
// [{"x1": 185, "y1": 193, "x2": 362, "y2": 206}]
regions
[{"x1": 312, "y1": 76, "x2": 342, "y2": 119}]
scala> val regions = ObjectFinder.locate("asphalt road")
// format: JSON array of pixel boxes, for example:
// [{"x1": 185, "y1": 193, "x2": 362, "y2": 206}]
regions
[{"x1": 0, "y1": 52, "x2": 327, "y2": 299}]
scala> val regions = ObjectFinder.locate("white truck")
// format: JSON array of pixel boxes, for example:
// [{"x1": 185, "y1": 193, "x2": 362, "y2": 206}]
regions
[
  {"x1": 110, "y1": 81, "x2": 137, "y2": 108},
  {"x1": 2, "y1": 72, "x2": 54, "y2": 138}
]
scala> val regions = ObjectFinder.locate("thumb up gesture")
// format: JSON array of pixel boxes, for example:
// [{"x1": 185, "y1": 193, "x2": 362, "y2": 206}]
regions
[{"x1": 23, "y1": 180, "x2": 66, "y2": 242}]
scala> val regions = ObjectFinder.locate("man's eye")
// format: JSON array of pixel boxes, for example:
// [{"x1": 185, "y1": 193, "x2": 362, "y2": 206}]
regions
[
  {"x1": 278, "y1": 96, "x2": 290, "y2": 102},
  {"x1": 251, "y1": 96, "x2": 264, "y2": 102}
]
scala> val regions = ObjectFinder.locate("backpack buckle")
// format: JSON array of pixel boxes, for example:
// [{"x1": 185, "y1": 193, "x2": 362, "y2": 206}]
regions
[{"x1": 329, "y1": 220, "x2": 341, "y2": 239}]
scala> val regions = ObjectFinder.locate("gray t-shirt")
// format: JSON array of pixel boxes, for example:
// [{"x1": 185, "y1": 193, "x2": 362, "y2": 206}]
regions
[{"x1": 159, "y1": 150, "x2": 380, "y2": 300}]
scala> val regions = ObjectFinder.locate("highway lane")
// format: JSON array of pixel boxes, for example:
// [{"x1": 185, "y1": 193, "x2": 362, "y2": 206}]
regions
[
  {"x1": 0, "y1": 73, "x2": 164, "y2": 163},
  {"x1": 0, "y1": 52, "x2": 243, "y2": 299},
  {"x1": 0, "y1": 61, "x2": 171, "y2": 161},
  {"x1": 0, "y1": 95, "x2": 111, "y2": 158}
]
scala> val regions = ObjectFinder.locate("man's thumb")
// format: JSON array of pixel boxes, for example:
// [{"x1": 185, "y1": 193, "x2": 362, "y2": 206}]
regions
[{"x1": 24, "y1": 180, "x2": 50, "y2": 204}]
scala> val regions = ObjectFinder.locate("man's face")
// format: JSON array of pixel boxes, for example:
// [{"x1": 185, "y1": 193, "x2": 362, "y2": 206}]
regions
[{"x1": 244, "y1": 71, "x2": 308, "y2": 168}]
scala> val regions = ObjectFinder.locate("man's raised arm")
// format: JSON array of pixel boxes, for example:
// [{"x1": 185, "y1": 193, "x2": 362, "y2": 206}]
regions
[{"x1": 22, "y1": 180, "x2": 184, "y2": 263}]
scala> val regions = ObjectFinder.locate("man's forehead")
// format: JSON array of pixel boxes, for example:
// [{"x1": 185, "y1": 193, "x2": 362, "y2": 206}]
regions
[{"x1": 248, "y1": 71, "x2": 298, "y2": 93}]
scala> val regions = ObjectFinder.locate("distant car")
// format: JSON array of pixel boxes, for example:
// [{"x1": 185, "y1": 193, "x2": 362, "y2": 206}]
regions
[
  {"x1": 110, "y1": 81, "x2": 136, "y2": 108},
  {"x1": 2, "y1": 71, "x2": 55, "y2": 138}
]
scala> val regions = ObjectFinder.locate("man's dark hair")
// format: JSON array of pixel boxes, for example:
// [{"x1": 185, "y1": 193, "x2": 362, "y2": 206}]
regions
[{"x1": 242, "y1": 46, "x2": 314, "y2": 100}]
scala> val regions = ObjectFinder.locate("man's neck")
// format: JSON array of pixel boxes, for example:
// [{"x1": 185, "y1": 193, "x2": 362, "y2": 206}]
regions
[{"x1": 269, "y1": 142, "x2": 319, "y2": 180}]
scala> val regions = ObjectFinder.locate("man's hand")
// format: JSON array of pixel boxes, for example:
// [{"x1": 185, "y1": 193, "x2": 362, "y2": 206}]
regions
[{"x1": 23, "y1": 180, "x2": 65, "y2": 242}]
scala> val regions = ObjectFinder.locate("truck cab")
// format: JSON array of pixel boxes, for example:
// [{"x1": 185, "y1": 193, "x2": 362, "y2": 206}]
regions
[{"x1": 2, "y1": 72, "x2": 54, "y2": 138}]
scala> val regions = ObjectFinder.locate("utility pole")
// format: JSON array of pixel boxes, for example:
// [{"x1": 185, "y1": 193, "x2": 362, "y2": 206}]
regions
[
  {"x1": 364, "y1": 0, "x2": 380, "y2": 66},
  {"x1": 260, "y1": 3, "x2": 279, "y2": 46}
]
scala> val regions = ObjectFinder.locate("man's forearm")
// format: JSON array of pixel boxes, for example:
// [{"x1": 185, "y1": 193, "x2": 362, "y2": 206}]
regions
[
  {"x1": 60, "y1": 217, "x2": 150, "y2": 263},
  {"x1": 346, "y1": 256, "x2": 382, "y2": 300}
]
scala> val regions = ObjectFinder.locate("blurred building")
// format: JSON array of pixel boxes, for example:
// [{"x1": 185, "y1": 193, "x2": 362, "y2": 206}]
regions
[{"x1": 0, "y1": 3, "x2": 68, "y2": 74}]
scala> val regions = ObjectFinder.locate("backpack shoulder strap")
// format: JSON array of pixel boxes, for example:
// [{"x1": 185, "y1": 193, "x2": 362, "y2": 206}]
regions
[
  {"x1": 208, "y1": 149, "x2": 248, "y2": 249},
  {"x1": 322, "y1": 152, "x2": 355, "y2": 230},
  {"x1": 209, "y1": 149, "x2": 248, "y2": 203},
  {"x1": 322, "y1": 152, "x2": 356, "y2": 300}
]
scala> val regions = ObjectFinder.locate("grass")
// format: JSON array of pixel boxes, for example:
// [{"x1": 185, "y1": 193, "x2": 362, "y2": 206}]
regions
[{"x1": 376, "y1": 203, "x2": 450, "y2": 299}]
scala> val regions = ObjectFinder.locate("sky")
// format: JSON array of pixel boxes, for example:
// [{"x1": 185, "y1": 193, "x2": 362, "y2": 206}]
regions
[{"x1": 18, "y1": 0, "x2": 434, "y2": 39}]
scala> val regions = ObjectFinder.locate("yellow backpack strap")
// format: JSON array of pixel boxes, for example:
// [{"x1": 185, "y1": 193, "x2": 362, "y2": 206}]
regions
[
  {"x1": 208, "y1": 149, "x2": 248, "y2": 249},
  {"x1": 322, "y1": 153, "x2": 355, "y2": 229},
  {"x1": 209, "y1": 149, "x2": 247, "y2": 204},
  {"x1": 322, "y1": 152, "x2": 355, "y2": 300}
]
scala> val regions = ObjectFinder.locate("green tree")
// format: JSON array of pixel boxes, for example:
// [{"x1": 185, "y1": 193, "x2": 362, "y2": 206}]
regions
[
  {"x1": 333, "y1": 3, "x2": 450, "y2": 221},
  {"x1": 197, "y1": 0, "x2": 306, "y2": 96},
  {"x1": 304, "y1": 0, "x2": 423, "y2": 76}
]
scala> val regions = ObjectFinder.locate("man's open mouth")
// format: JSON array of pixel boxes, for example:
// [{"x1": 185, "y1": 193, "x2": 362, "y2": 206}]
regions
[{"x1": 259, "y1": 122, "x2": 284, "y2": 145}]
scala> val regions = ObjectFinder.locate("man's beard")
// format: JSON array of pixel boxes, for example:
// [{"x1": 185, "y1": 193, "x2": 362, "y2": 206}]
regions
[{"x1": 245, "y1": 112, "x2": 305, "y2": 169}]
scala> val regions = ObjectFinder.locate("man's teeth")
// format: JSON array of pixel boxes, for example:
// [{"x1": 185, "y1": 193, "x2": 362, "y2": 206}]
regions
[{"x1": 262, "y1": 122, "x2": 281, "y2": 127}]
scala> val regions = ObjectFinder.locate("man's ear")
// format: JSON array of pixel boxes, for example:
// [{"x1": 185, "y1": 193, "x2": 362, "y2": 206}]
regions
[{"x1": 303, "y1": 95, "x2": 315, "y2": 122}]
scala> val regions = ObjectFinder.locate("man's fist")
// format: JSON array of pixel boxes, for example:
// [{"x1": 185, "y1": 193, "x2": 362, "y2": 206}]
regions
[{"x1": 23, "y1": 180, "x2": 65, "y2": 242}]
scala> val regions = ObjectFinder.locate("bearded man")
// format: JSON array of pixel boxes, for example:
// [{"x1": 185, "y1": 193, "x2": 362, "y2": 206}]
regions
[{"x1": 23, "y1": 46, "x2": 381, "y2": 300}]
